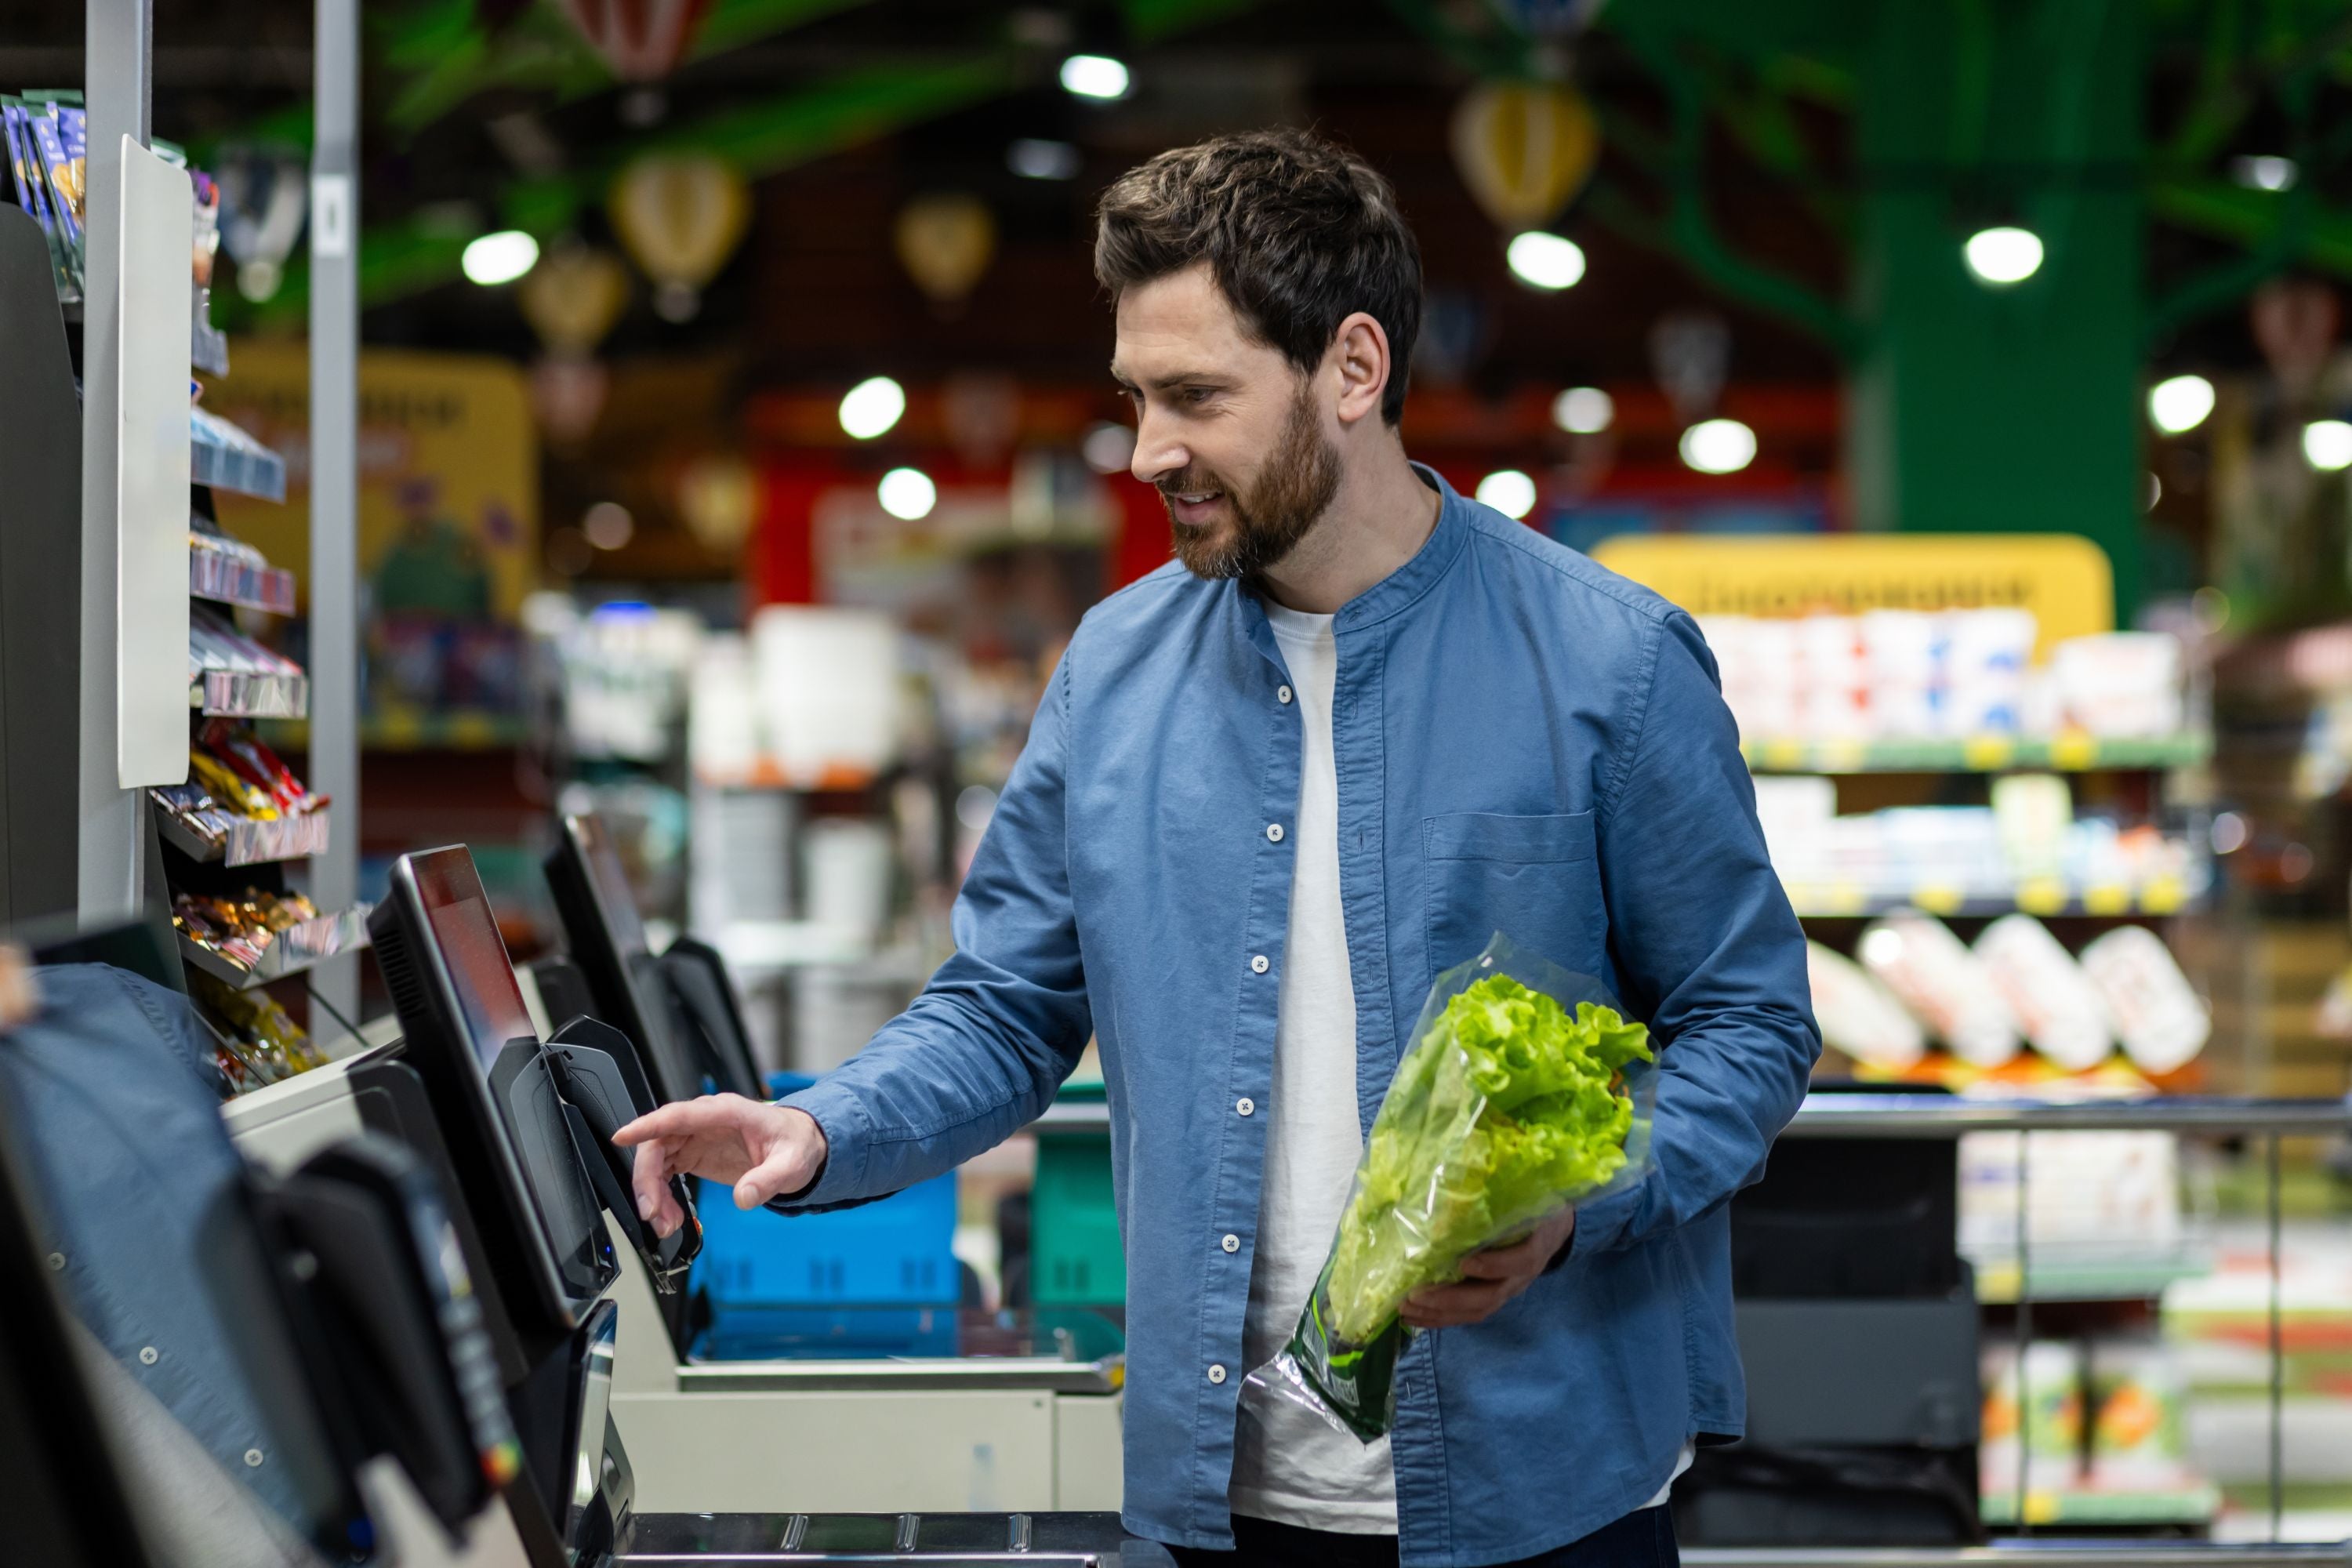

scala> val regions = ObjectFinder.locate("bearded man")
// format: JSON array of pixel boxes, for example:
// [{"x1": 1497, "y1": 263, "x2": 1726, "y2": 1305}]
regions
[{"x1": 618, "y1": 128, "x2": 1818, "y2": 1568}]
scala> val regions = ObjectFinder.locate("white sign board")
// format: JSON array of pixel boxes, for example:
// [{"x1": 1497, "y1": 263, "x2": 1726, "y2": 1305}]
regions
[{"x1": 116, "y1": 138, "x2": 194, "y2": 787}]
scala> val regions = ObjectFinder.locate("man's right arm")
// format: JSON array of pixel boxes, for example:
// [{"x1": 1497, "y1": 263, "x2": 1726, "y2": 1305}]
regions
[{"x1": 618, "y1": 650, "x2": 1091, "y2": 1226}]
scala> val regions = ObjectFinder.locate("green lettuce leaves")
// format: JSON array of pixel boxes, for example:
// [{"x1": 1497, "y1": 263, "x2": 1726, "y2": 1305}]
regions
[{"x1": 1321, "y1": 975, "x2": 1653, "y2": 1343}]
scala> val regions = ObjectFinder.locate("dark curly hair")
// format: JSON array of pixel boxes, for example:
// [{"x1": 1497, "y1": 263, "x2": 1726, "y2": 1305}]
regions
[{"x1": 1094, "y1": 128, "x2": 1424, "y2": 426}]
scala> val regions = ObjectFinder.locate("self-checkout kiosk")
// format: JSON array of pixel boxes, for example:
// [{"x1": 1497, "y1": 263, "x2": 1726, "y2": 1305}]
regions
[
  {"x1": 535, "y1": 814, "x2": 1127, "y2": 1515},
  {"x1": 4, "y1": 927, "x2": 543, "y2": 1568}
]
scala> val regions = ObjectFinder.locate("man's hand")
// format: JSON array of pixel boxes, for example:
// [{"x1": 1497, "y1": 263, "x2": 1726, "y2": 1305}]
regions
[
  {"x1": 610, "y1": 1094, "x2": 827, "y2": 1238},
  {"x1": 1399, "y1": 1207, "x2": 1577, "y2": 1330}
]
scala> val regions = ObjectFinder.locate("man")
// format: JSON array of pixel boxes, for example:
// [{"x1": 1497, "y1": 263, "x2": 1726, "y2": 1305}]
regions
[{"x1": 615, "y1": 129, "x2": 1818, "y2": 1568}]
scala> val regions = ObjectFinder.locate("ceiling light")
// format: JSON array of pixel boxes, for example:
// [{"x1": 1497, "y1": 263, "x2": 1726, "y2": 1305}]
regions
[
  {"x1": 1008, "y1": 138, "x2": 1083, "y2": 180},
  {"x1": 460, "y1": 229, "x2": 539, "y2": 286},
  {"x1": 1552, "y1": 386, "x2": 1613, "y2": 434},
  {"x1": 2147, "y1": 373, "x2": 2215, "y2": 436},
  {"x1": 1679, "y1": 418, "x2": 1757, "y2": 474},
  {"x1": 1962, "y1": 226, "x2": 2042, "y2": 286},
  {"x1": 1060, "y1": 54, "x2": 1131, "y2": 100},
  {"x1": 1081, "y1": 421, "x2": 1135, "y2": 475},
  {"x1": 1505, "y1": 231, "x2": 1584, "y2": 292},
  {"x1": 877, "y1": 466, "x2": 937, "y2": 521},
  {"x1": 2230, "y1": 154, "x2": 2297, "y2": 193},
  {"x1": 1475, "y1": 469, "x2": 1537, "y2": 520},
  {"x1": 582, "y1": 501, "x2": 633, "y2": 550},
  {"x1": 2303, "y1": 419, "x2": 2352, "y2": 471},
  {"x1": 839, "y1": 376, "x2": 906, "y2": 441}
]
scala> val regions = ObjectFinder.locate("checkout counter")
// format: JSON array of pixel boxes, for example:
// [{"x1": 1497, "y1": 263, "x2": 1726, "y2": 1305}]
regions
[
  {"x1": 196, "y1": 839, "x2": 1142, "y2": 1563},
  {"x1": 532, "y1": 813, "x2": 1128, "y2": 1515}
]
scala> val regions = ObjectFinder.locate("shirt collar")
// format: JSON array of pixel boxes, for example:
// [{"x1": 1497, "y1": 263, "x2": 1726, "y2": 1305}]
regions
[{"x1": 1331, "y1": 462, "x2": 1469, "y2": 634}]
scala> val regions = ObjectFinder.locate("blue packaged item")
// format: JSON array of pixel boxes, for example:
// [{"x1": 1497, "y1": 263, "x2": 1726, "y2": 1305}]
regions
[{"x1": 689, "y1": 1073, "x2": 960, "y2": 1311}]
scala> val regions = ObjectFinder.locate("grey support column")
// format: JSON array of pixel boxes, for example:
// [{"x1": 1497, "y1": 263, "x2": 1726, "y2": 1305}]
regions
[
  {"x1": 77, "y1": 0, "x2": 153, "y2": 921},
  {"x1": 307, "y1": 0, "x2": 361, "y2": 1022}
]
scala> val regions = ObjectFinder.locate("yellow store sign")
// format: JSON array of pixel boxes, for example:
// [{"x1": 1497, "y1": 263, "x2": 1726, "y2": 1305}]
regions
[{"x1": 1591, "y1": 534, "x2": 2114, "y2": 659}]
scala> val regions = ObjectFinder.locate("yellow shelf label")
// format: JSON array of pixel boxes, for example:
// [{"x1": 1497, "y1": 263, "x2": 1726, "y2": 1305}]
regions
[
  {"x1": 1963, "y1": 735, "x2": 2016, "y2": 771},
  {"x1": 1823, "y1": 881, "x2": 1867, "y2": 916},
  {"x1": 2050, "y1": 731, "x2": 2099, "y2": 770},
  {"x1": 2016, "y1": 878, "x2": 2070, "y2": 915},
  {"x1": 2140, "y1": 877, "x2": 2185, "y2": 914},
  {"x1": 1913, "y1": 884, "x2": 1965, "y2": 915},
  {"x1": 1759, "y1": 739, "x2": 1806, "y2": 771},
  {"x1": 2083, "y1": 884, "x2": 2131, "y2": 915},
  {"x1": 1817, "y1": 738, "x2": 1867, "y2": 772}
]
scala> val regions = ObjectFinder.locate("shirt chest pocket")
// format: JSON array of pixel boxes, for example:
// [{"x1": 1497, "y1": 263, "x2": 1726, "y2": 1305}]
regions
[{"x1": 1423, "y1": 810, "x2": 1605, "y2": 982}]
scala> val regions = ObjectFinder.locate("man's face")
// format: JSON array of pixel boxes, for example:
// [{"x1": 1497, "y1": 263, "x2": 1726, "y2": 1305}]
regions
[{"x1": 1112, "y1": 263, "x2": 1341, "y2": 580}]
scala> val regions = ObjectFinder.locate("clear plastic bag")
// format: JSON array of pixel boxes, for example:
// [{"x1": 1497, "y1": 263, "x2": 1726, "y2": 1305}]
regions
[{"x1": 1243, "y1": 932, "x2": 1659, "y2": 1443}]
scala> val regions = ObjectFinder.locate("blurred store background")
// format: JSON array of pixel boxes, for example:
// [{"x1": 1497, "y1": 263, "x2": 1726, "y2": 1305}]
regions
[{"x1": 17, "y1": 0, "x2": 2352, "y2": 1548}]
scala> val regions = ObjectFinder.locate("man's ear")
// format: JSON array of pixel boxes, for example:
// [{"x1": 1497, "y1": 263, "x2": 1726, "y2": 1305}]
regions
[{"x1": 1329, "y1": 311, "x2": 1392, "y2": 427}]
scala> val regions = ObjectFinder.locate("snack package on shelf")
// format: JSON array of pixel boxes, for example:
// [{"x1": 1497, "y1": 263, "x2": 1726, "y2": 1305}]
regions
[
  {"x1": 189, "y1": 604, "x2": 307, "y2": 718},
  {"x1": 1982, "y1": 1340, "x2": 2087, "y2": 1502},
  {"x1": 156, "y1": 724, "x2": 329, "y2": 865},
  {"x1": 2088, "y1": 1338, "x2": 2198, "y2": 1492},
  {"x1": 1973, "y1": 914, "x2": 2115, "y2": 1071},
  {"x1": 187, "y1": 967, "x2": 327, "y2": 1097},
  {"x1": 2078, "y1": 926, "x2": 2210, "y2": 1075},
  {"x1": 1859, "y1": 909, "x2": 2023, "y2": 1067},
  {"x1": 1943, "y1": 608, "x2": 2037, "y2": 736},
  {"x1": 1862, "y1": 609, "x2": 1943, "y2": 738},
  {"x1": 1991, "y1": 775, "x2": 2074, "y2": 886},
  {"x1": 172, "y1": 887, "x2": 321, "y2": 971},
  {"x1": 188, "y1": 521, "x2": 295, "y2": 615},
  {"x1": 1807, "y1": 939, "x2": 1928, "y2": 1070}
]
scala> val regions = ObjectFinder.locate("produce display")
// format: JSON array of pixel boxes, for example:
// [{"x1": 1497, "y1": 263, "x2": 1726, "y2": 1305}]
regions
[{"x1": 1248, "y1": 936, "x2": 1656, "y2": 1441}]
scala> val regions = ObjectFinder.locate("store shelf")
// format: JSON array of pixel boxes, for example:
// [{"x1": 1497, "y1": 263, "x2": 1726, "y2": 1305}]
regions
[
  {"x1": 190, "y1": 408, "x2": 286, "y2": 503},
  {"x1": 1971, "y1": 1251, "x2": 2212, "y2": 1305},
  {"x1": 260, "y1": 710, "x2": 530, "y2": 750},
  {"x1": 1784, "y1": 877, "x2": 2198, "y2": 920},
  {"x1": 177, "y1": 903, "x2": 372, "y2": 989},
  {"x1": 695, "y1": 757, "x2": 882, "y2": 792},
  {"x1": 1980, "y1": 1482, "x2": 2221, "y2": 1527},
  {"x1": 152, "y1": 797, "x2": 328, "y2": 866},
  {"x1": 188, "y1": 546, "x2": 296, "y2": 615},
  {"x1": 191, "y1": 670, "x2": 308, "y2": 720},
  {"x1": 191, "y1": 317, "x2": 227, "y2": 377},
  {"x1": 1743, "y1": 733, "x2": 2212, "y2": 775}
]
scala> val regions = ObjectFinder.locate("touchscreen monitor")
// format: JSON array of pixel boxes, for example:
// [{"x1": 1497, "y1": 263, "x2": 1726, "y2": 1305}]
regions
[
  {"x1": 369, "y1": 847, "x2": 616, "y2": 1335},
  {"x1": 544, "y1": 813, "x2": 709, "y2": 1105}
]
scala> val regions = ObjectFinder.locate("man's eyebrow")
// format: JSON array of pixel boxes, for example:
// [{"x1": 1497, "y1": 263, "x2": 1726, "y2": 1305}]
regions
[{"x1": 1108, "y1": 362, "x2": 1230, "y2": 391}]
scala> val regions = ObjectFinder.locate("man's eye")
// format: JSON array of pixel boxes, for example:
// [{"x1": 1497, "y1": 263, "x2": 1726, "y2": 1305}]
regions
[{"x1": 1184, "y1": 387, "x2": 1214, "y2": 405}]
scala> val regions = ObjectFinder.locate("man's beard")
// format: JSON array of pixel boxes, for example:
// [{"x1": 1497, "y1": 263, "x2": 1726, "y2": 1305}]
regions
[{"x1": 1163, "y1": 386, "x2": 1342, "y2": 582}]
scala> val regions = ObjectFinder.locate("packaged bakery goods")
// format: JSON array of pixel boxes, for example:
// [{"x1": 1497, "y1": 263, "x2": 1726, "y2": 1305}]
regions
[
  {"x1": 1973, "y1": 914, "x2": 2114, "y2": 1071},
  {"x1": 1858, "y1": 909, "x2": 2022, "y2": 1067},
  {"x1": 1806, "y1": 940, "x2": 1926, "y2": 1070},
  {"x1": 2078, "y1": 925, "x2": 2209, "y2": 1075}
]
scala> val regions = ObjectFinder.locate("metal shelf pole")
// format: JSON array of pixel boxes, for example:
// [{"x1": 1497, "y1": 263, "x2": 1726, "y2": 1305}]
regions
[{"x1": 77, "y1": 0, "x2": 152, "y2": 920}]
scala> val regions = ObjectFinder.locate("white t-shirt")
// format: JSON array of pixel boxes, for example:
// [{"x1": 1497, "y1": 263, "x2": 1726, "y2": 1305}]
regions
[
  {"x1": 1232, "y1": 603, "x2": 1399, "y2": 1533},
  {"x1": 1229, "y1": 601, "x2": 1693, "y2": 1533}
]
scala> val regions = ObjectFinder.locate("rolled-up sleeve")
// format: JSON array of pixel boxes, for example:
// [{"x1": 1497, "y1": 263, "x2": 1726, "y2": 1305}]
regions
[
  {"x1": 775, "y1": 651, "x2": 1091, "y2": 1210},
  {"x1": 1569, "y1": 610, "x2": 1819, "y2": 1258}
]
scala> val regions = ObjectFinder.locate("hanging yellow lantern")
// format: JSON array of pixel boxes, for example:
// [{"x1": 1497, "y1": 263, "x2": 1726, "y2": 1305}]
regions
[
  {"x1": 517, "y1": 243, "x2": 630, "y2": 354},
  {"x1": 675, "y1": 453, "x2": 758, "y2": 556},
  {"x1": 894, "y1": 194, "x2": 996, "y2": 307},
  {"x1": 609, "y1": 151, "x2": 750, "y2": 321},
  {"x1": 1450, "y1": 80, "x2": 1600, "y2": 231}
]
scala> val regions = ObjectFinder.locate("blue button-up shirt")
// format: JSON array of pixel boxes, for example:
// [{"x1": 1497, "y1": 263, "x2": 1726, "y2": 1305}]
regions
[{"x1": 783, "y1": 469, "x2": 1820, "y2": 1567}]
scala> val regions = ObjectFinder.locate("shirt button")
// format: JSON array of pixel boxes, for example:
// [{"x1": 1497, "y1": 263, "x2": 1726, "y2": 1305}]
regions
[
  {"x1": 1250, "y1": 954, "x2": 1269, "y2": 975},
  {"x1": 1265, "y1": 823, "x2": 1284, "y2": 843},
  {"x1": 1221, "y1": 1234, "x2": 1240, "y2": 1254},
  {"x1": 45, "y1": 1251, "x2": 64, "y2": 1272},
  {"x1": 1236, "y1": 1097, "x2": 1255, "y2": 1117},
  {"x1": 1207, "y1": 1364, "x2": 1228, "y2": 1385},
  {"x1": 244, "y1": 1449, "x2": 265, "y2": 1468},
  {"x1": 139, "y1": 1346, "x2": 159, "y2": 1366},
  {"x1": 1277, "y1": 685, "x2": 1294, "y2": 705}
]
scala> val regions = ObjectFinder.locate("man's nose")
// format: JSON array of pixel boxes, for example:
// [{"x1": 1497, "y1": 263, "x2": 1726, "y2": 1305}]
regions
[{"x1": 1131, "y1": 409, "x2": 1187, "y2": 486}]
